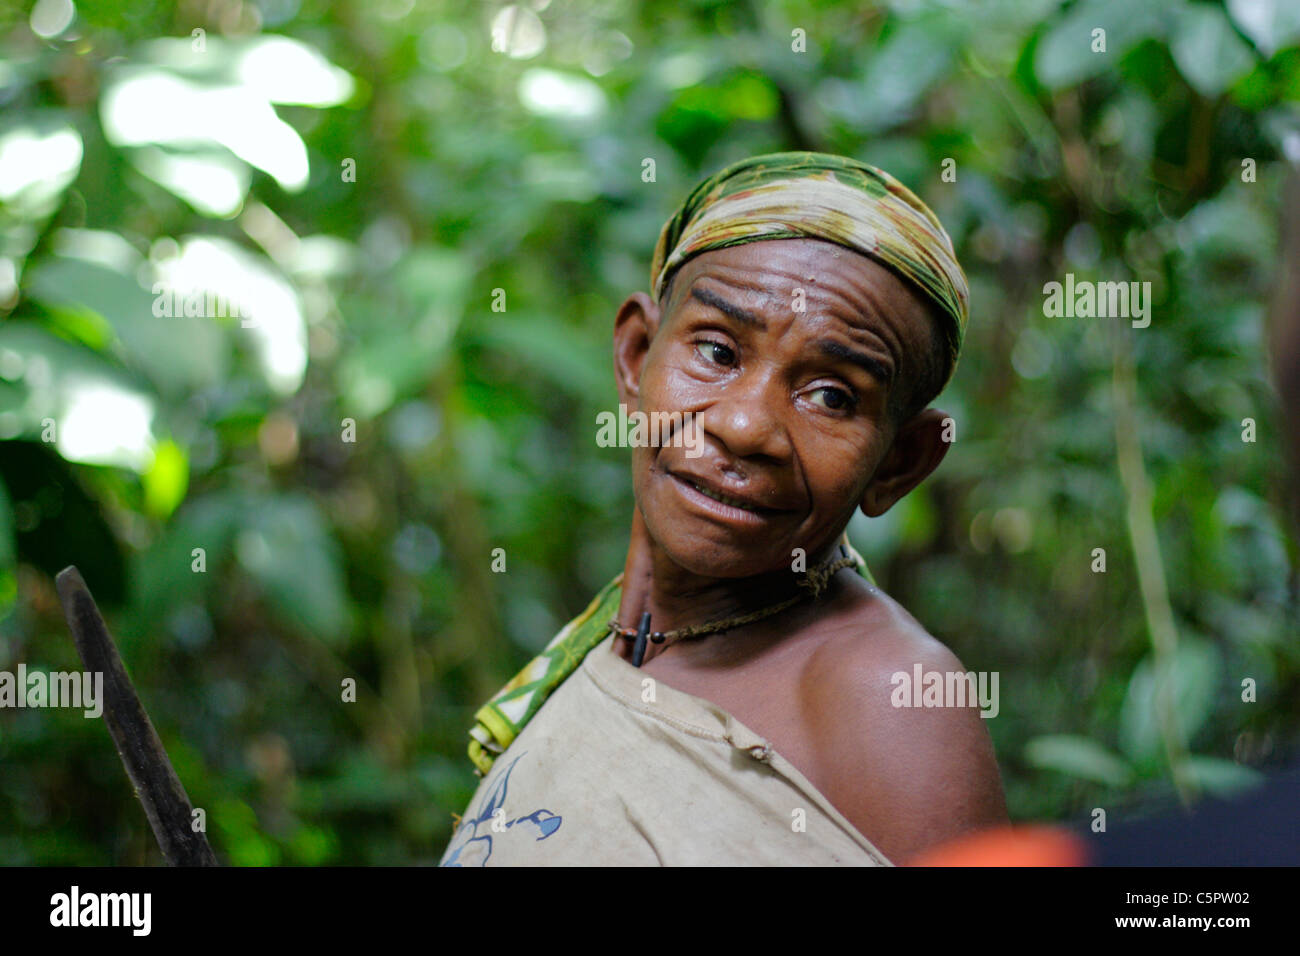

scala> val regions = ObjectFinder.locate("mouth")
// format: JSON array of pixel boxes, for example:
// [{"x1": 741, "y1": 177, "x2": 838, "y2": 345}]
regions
[
  {"x1": 668, "y1": 471, "x2": 790, "y2": 520},
  {"x1": 688, "y1": 479, "x2": 765, "y2": 512}
]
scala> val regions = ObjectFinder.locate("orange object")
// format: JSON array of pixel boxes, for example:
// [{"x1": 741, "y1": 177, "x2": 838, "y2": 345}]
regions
[{"x1": 906, "y1": 825, "x2": 1090, "y2": 866}]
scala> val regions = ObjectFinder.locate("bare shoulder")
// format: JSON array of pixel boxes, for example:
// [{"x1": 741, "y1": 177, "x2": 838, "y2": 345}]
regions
[{"x1": 798, "y1": 576, "x2": 1009, "y2": 863}]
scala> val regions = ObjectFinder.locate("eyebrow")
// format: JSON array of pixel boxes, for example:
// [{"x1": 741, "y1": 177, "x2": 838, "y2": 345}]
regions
[
  {"x1": 690, "y1": 283, "x2": 892, "y2": 386},
  {"x1": 816, "y1": 340, "x2": 893, "y2": 386},
  {"x1": 690, "y1": 286, "x2": 767, "y2": 329}
]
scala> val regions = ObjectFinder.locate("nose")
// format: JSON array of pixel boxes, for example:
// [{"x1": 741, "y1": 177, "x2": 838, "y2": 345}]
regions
[{"x1": 703, "y1": 366, "x2": 793, "y2": 464}]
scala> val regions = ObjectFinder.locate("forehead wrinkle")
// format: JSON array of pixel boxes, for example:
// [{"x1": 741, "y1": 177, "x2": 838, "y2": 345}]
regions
[
  {"x1": 688, "y1": 258, "x2": 864, "y2": 326},
  {"x1": 806, "y1": 264, "x2": 917, "y2": 381},
  {"x1": 687, "y1": 267, "x2": 786, "y2": 313},
  {"x1": 789, "y1": 282, "x2": 903, "y2": 387},
  {"x1": 672, "y1": 243, "x2": 922, "y2": 377}
]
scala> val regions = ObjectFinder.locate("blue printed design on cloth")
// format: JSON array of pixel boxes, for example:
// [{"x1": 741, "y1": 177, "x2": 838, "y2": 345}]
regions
[{"x1": 441, "y1": 752, "x2": 562, "y2": 866}]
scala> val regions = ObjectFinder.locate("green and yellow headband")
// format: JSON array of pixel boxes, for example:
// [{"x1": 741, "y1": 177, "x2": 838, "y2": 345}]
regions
[{"x1": 650, "y1": 151, "x2": 970, "y2": 387}]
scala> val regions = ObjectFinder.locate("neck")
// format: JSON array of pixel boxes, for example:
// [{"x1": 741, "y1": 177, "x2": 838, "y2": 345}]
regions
[{"x1": 613, "y1": 508, "x2": 846, "y2": 665}]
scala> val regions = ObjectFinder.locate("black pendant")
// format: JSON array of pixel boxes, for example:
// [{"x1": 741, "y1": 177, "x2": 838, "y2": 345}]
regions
[{"x1": 631, "y1": 610, "x2": 652, "y2": 668}]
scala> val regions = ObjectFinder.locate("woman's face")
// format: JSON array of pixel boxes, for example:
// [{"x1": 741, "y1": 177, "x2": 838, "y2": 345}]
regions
[{"x1": 621, "y1": 237, "x2": 938, "y2": 579}]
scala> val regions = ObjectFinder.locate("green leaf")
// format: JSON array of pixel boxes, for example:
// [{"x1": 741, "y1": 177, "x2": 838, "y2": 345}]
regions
[
  {"x1": 142, "y1": 438, "x2": 188, "y2": 519},
  {"x1": 1171, "y1": 4, "x2": 1256, "y2": 98},
  {"x1": 131, "y1": 489, "x2": 241, "y2": 621},
  {"x1": 212, "y1": 797, "x2": 280, "y2": 866},
  {"x1": 24, "y1": 257, "x2": 228, "y2": 396},
  {"x1": 1118, "y1": 639, "x2": 1223, "y2": 765},
  {"x1": 467, "y1": 312, "x2": 610, "y2": 403},
  {"x1": 1227, "y1": 0, "x2": 1300, "y2": 58},
  {"x1": 718, "y1": 71, "x2": 779, "y2": 121},
  {"x1": 0, "y1": 441, "x2": 127, "y2": 605},
  {"x1": 858, "y1": 20, "x2": 953, "y2": 130},
  {"x1": 134, "y1": 490, "x2": 349, "y2": 644},
  {"x1": 820, "y1": 19, "x2": 954, "y2": 131},
  {"x1": 1024, "y1": 734, "x2": 1134, "y2": 786},
  {"x1": 0, "y1": 322, "x2": 158, "y2": 471},
  {"x1": 1035, "y1": 0, "x2": 1176, "y2": 90},
  {"x1": 1181, "y1": 755, "x2": 1266, "y2": 798},
  {"x1": 338, "y1": 246, "x2": 469, "y2": 417},
  {"x1": 0, "y1": 474, "x2": 15, "y2": 619},
  {"x1": 234, "y1": 494, "x2": 351, "y2": 644},
  {"x1": 0, "y1": 115, "x2": 83, "y2": 217}
]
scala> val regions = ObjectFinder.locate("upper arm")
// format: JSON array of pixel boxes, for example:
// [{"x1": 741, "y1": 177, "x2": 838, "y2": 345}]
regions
[{"x1": 805, "y1": 628, "x2": 1009, "y2": 864}]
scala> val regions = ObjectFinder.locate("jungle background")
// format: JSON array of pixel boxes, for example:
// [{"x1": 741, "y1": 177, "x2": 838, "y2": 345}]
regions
[{"x1": 0, "y1": 0, "x2": 1297, "y2": 865}]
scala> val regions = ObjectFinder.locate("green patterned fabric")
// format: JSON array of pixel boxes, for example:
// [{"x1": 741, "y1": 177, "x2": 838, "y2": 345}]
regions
[
  {"x1": 650, "y1": 150, "x2": 969, "y2": 385},
  {"x1": 468, "y1": 575, "x2": 623, "y2": 774},
  {"x1": 468, "y1": 536, "x2": 873, "y2": 774}
]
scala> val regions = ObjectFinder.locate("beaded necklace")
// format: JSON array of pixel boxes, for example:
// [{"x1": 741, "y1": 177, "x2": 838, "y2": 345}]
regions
[{"x1": 607, "y1": 545, "x2": 857, "y2": 667}]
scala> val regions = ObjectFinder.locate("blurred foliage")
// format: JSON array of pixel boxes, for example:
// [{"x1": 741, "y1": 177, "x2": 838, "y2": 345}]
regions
[{"x1": 0, "y1": 0, "x2": 1297, "y2": 865}]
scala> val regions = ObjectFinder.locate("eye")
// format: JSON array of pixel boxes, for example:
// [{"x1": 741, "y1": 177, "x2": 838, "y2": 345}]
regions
[
  {"x1": 694, "y1": 340, "x2": 736, "y2": 366},
  {"x1": 808, "y1": 386, "x2": 856, "y2": 412}
]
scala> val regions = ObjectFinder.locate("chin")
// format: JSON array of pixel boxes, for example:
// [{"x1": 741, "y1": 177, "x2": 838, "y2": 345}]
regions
[
  {"x1": 663, "y1": 543, "x2": 786, "y2": 580},
  {"x1": 667, "y1": 542, "x2": 783, "y2": 579},
  {"x1": 638, "y1": 497, "x2": 790, "y2": 579}
]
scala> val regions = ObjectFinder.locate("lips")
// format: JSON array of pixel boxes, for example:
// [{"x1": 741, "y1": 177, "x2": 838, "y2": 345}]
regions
[
  {"x1": 668, "y1": 471, "x2": 791, "y2": 517},
  {"x1": 690, "y1": 480, "x2": 762, "y2": 512}
]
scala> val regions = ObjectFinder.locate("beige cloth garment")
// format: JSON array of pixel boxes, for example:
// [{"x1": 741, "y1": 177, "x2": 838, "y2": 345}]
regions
[{"x1": 439, "y1": 631, "x2": 893, "y2": 866}]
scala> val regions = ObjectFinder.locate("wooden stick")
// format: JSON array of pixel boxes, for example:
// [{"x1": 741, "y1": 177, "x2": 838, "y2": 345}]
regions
[{"x1": 55, "y1": 566, "x2": 219, "y2": 866}]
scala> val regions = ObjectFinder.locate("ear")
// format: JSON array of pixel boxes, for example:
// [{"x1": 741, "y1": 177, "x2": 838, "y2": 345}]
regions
[
  {"x1": 612, "y1": 291, "x2": 661, "y2": 407},
  {"x1": 860, "y1": 408, "x2": 953, "y2": 517}
]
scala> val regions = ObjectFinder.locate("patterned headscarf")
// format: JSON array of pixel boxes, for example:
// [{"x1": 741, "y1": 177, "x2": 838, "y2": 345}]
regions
[{"x1": 650, "y1": 151, "x2": 969, "y2": 386}]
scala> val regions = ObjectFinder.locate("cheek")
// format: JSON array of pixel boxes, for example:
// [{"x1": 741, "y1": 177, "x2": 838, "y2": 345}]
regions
[
  {"x1": 635, "y1": 338, "x2": 673, "y2": 401},
  {"x1": 630, "y1": 442, "x2": 654, "y2": 483},
  {"x1": 630, "y1": 444, "x2": 679, "y2": 548},
  {"x1": 803, "y1": 431, "x2": 885, "y2": 508},
  {"x1": 638, "y1": 344, "x2": 709, "y2": 411}
]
